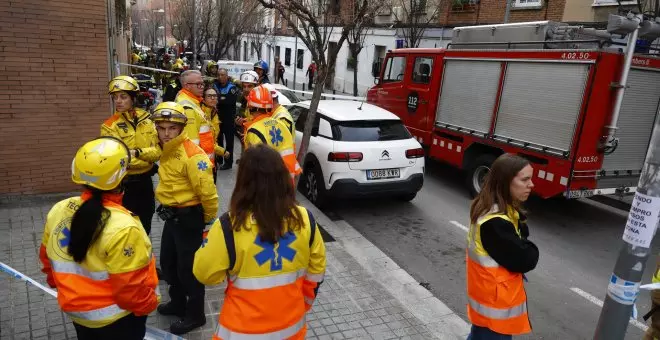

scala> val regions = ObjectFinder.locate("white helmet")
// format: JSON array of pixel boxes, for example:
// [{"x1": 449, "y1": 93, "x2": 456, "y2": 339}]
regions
[{"x1": 239, "y1": 71, "x2": 259, "y2": 84}]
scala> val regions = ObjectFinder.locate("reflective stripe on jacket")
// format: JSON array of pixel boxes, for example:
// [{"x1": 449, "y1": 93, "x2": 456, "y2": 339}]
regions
[
  {"x1": 466, "y1": 207, "x2": 531, "y2": 335},
  {"x1": 176, "y1": 89, "x2": 216, "y2": 166},
  {"x1": 154, "y1": 132, "x2": 218, "y2": 223},
  {"x1": 100, "y1": 108, "x2": 160, "y2": 175},
  {"x1": 243, "y1": 114, "x2": 302, "y2": 180},
  {"x1": 193, "y1": 206, "x2": 326, "y2": 339},
  {"x1": 39, "y1": 192, "x2": 160, "y2": 328}
]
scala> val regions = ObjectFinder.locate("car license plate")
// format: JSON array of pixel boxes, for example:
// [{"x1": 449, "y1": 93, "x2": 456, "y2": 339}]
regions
[
  {"x1": 567, "y1": 190, "x2": 595, "y2": 199},
  {"x1": 367, "y1": 168, "x2": 400, "y2": 180}
]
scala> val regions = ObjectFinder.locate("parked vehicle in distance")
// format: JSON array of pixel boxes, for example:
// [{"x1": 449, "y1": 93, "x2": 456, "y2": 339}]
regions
[{"x1": 288, "y1": 100, "x2": 425, "y2": 207}]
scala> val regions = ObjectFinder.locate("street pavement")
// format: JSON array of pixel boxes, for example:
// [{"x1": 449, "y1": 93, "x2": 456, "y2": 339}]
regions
[
  {"x1": 0, "y1": 146, "x2": 470, "y2": 339},
  {"x1": 321, "y1": 159, "x2": 660, "y2": 340}
]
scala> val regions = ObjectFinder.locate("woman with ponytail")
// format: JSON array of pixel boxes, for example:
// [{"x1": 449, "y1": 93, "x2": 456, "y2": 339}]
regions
[{"x1": 39, "y1": 137, "x2": 159, "y2": 340}]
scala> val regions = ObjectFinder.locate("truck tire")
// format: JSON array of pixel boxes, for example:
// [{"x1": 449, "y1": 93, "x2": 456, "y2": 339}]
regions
[
  {"x1": 466, "y1": 154, "x2": 498, "y2": 198},
  {"x1": 299, "y1": 162, "x2": 328, "y2": 208}
]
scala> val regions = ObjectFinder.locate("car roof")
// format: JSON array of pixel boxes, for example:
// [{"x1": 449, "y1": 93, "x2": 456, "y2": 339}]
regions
[{"x1": 294, "y1": 100, "x2": 400, "y2": 121}]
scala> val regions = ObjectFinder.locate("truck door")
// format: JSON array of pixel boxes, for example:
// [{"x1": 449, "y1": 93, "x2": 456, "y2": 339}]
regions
[
  {"x1": 374, "y1": 54, "x2": 408, "y2": 119},
  {"x1": 405, "y1": 55, "x2": 437, "y2": 142}
]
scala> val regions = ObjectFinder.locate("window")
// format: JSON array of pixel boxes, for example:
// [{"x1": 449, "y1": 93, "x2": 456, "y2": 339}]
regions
[
  {"x1": 243, "y1": 42, "x2": 248, "y2": 61},
  {"x1": 297, "y1": 49, "x2": 304, "y2": 69},
  {"x1": 382, "y1": 56, "x2": 406, "y2": 83},
  {"x1": 411, "y1": 57, "x2": 433, "y2": 84},
  {"x1": 275, "y1": 46, "x2": 281, "y2": 60},
  {"x1": 413, "y1": 0, "x2": 427, "y2": 13},
  {"x1": 513, "y1": 0, "x2": 542, "y2": 8},
  {"x1": 285, "y1": 48, "x2": 292, "y2": 66},
  {"x1": 336, "y1": 120, "x2": 411, "y2": 141},
  {"x1": 592, "y1": 0, "x2": 635, "y2": 5}
]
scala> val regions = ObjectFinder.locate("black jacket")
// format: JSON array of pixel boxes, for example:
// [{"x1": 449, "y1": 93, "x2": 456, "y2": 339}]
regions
[
  {"x1": 212, "y1": 80, "x2": 239, "y2": 120},
  {"x1": 480, "y1": 213, "x2": 539, "y2": 274},
  {"x1": 162, "y1": 79, "x2": 181, "y2": 102}
]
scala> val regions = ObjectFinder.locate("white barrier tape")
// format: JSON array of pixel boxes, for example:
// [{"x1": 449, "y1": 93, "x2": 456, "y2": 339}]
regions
[
  {"x1": 0, "y1": 261, "x2": 183, "y2": 340},
  {"x1": 117, "y1": 62, "x2": 179, "y2": 75},
  {"x1": 288, "y1": 89, "x2": 365, "y2": 101}
]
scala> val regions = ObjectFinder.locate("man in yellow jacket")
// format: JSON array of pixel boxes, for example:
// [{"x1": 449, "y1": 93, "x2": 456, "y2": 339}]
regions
[
  {"x1": 136, "y1": 102, "x2": 217, "y2": 335},
  {"x1": 176, "y1": 70, "x2": 216, "y2": 168}
]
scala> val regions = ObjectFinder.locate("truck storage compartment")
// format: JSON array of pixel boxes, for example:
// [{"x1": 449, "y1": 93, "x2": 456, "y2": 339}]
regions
[
  {"x1": 493, "y1": 62, "x2": 590, "y2": 153},
  {"x1": 435, "y1": 60, "x2": 501, "y2": 134}
]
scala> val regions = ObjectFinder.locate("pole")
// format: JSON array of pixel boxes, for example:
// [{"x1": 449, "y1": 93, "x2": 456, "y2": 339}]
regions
[
  {"x1": 293, "y1": 35, "x2": 298, "y2": 90},
  {"x1": 594, "y1": 24, "x2": 658, "y2": 340},
  {"x1": 163, "y1": 0, "x2": 167, "y2": 50},
  {"x1": 503, "y1": 0, "x2": 511, "y2": 23},
  {"x1": 192, "y1": 0, "x2": 197, "y2": 67}
]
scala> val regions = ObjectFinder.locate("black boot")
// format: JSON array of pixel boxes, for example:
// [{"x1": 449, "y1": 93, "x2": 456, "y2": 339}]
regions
[
  {"x1": 219, "y1": 163, "x2": 232, "y2": 170},
  {"x1": 170, "y1": 317, "x2": 206, "y2": 335},
  {"x1": 157, "y1": 302, "x2": 185, "y2": 318}
]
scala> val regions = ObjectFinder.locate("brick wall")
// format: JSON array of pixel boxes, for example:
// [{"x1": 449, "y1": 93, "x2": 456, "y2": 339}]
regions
[
  {"x1": 0, "y1": 0, "x2": 111, "y2": 195},
  {"x1": 439, "y1": 0, "x2": 567, "y2": 26}
]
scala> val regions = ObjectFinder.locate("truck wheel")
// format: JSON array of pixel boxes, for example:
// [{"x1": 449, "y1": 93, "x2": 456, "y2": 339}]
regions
[
  {"x1": 299, "y1": 163, "x2": 327, "y2": 208},
  {"x1": 466, "y1": 154, "x2": 498, "y2": 197}
]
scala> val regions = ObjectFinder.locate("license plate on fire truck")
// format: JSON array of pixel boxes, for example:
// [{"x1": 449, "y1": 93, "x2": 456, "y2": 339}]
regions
[{"x1": 367, "y1": 168, "x2": 400, "y2": 180}]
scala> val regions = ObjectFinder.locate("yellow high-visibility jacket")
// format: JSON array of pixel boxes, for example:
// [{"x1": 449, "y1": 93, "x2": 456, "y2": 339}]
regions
[
  {"x1": 193, "y1": 206, "x2": 326, "y2": 339},
  {"x1": 153, "y1": 132, "x2": 218, "y2": 223},
  {"x1": 244, "y1": 114, "x2": 302, "y2": 180},
  {"x1": 272, "y1": 105, "x2": 294, "y2": 136},
  {"x1": 201, "y1": 103, "x2": 227, "y2": 157},
  {"x1": 39, "y1": 191, "x2": 159, "y2": 328},
  {"x1": 100, "y1": 108, "x2": 160, "y2": 175},
  {"x1": 176, "y1": 89, "x2": 217, "y2": 165}
]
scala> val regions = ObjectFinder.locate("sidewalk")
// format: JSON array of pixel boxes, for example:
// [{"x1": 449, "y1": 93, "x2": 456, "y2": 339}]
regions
[{"x1": 0, "y1": 158, "x2": 469, "y2": 339}]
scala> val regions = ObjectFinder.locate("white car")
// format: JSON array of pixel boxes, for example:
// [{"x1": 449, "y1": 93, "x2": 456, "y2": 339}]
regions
[
  {"x1": 288, "y1": 100, "x2": 425, "y2": 207},
  {"x1": 269, "y1": 83, "x2": 302, "y2": 105}
]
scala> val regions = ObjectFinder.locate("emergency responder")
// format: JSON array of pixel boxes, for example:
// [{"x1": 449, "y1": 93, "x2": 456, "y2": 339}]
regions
[
  {"x1": 213, "y1": 67, "x2": 239, "y2": 170},
  {"x1": 466, "y1": 153, "x2": 538, "y2": 339},
  {"x1": 101, "y1": 75, "x2": 160, "y2": 235},
  {"x1": 138, "y1": 102, "x2": 217, "y2": 335},
  {"x1": 193, "y1": 144, "x2": 326, "y2": 340},
  {"x1": 201, "y1": 86, "x2": 230, "y2": 183},
  {"x1": 234, "y1": 71, "x2": 260, "y2": 143},
  {"x1": 243, "y1": 86, "x2": 302, "y2": 183},
  {"x1": 264, "y1": 84, "x2": 294, "y2": 136},
  {"x1": 162, "y1": 64, "x2": 183, "y2": 102},
  {"x1": 253, "y1": 60, "x2": 270, "y2": 84},
  {"x1": 39, "y1": 137, "x2": 159, "y2": 339},
  {"x1": 205, "y1": 60, "x2": 218, "y2": 81},
  {"x1": 644, "y1": 262, "x2": 660, "y2": 340},
  {"x1": 176, "y1": 70, "x2": 216, "y2": 169}
]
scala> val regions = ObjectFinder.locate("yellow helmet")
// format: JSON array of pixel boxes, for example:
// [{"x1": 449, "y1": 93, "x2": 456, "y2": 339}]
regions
[
  {"x1": 72, "y1": 137, "x2": 130, "y2": 191},
  {"x1": 108, "y1": 76, "x2": 139, "y2": 94},
  {"x1": 152, "y1": 102, "x2": 188, "y2": 125}
]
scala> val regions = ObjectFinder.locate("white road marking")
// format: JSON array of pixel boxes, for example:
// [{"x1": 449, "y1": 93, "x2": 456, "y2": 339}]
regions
[
  {"x1": 570, "y1": 287, "x2": 648, "y2": 332},
  {"x1": 450, "y1": 220, "x2": 469, "y2": 233}
]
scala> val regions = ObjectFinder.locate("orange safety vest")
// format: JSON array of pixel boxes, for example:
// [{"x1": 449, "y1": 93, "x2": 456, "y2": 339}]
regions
[
  {"x1": 466, "y1": 208, "x2": 531, "y2": 335},
  {"x1": 177, "y1": 89, "x2": 217, "y2": 167}
]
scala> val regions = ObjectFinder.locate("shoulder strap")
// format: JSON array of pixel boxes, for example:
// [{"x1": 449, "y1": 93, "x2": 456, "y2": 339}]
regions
[
  {"x1": 220, "y1": 212, "x2": 236, "y2": 271},
  {"x1": 305, "y1": 208, "x2": 317, "y2": 248},
  {"x1": 247, "y1": 127, "x2": 268, "y2": 144}
]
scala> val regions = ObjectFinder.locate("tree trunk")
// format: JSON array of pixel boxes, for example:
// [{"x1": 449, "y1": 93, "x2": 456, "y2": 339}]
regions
[
  {"x1": 353, "y1": 59, "x2": 358, "y2": 97},
  {"x1": 295, "y1": 66, "x2": 326, "y2": 190}
]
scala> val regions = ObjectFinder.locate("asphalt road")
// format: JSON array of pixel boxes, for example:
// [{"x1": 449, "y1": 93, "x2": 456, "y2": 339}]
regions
[{"x1": 322, "y1": 160, "x2": 659, "y2": 339}]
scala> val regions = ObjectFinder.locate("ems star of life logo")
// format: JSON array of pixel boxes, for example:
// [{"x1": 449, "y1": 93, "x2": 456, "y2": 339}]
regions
[{"x1": 52, "y1": 218, "x2": 73, "y2": 260}]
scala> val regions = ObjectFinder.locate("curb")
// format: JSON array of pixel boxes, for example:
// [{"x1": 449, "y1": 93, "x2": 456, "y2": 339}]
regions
[{"x1": 297, "y1": 194, "x2": 471, "y2": 338}]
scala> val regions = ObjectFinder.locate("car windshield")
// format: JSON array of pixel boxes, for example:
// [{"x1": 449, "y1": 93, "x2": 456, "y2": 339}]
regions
[
  {"x1": 278, "y1": 89, "x2": 301, "y2": 103},
  {"x1": 336, "y1": 120, "x2": 411, "y2": 142}
]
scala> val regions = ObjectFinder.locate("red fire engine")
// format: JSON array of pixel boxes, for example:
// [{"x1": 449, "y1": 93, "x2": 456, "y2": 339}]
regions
[{"x1": 367, "y1": 21, "x2": 660, "y2": 199}]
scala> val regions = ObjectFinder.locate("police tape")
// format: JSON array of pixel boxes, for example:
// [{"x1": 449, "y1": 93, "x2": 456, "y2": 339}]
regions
[
  {"x1": 117, "y1": 62, "x2": 179, "y2": 75},
  {"x1": 287, "y1": 89, "x2": 365, "y2": 101},
  {"x1": 0, "y1": 261, "x2": 184, "y2": 340}
]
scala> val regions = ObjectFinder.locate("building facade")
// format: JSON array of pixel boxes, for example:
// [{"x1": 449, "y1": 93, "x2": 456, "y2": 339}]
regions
[{"x1": 0, "y1": 0, "x2": 130, "y2": 195}]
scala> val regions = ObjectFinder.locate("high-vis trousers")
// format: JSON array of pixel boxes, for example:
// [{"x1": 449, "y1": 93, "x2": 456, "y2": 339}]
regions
[{"x1": 160, "y1": 205, "x2": 206, "y2": 321}]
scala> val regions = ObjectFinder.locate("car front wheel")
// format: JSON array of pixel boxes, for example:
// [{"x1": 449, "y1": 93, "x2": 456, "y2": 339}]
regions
[{"x1": 300, "y1": 163, "x2": 327, "y2": 208}]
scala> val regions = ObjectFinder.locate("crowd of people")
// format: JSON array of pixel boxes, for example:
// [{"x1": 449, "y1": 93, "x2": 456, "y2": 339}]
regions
[{"x1": 38, "y1": 61, "x2": 319, "y2": 339}]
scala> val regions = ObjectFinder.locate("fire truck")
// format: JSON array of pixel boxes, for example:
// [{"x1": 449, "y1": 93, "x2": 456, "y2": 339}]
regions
[{"x1": 367, "y1": 21, "x2": 660, "y2": 199}]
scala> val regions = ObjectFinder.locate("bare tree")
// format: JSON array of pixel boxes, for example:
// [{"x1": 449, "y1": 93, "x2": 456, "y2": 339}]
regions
[
  {"x1": 346, "y1": 8, "x2": 375, "y2": 96},
  {"x1": 256, "y1": 0, "x2": 383, "y2": 189},
  {"x1": 392, "y1": 0, "x2": 440, "y2": 48}
]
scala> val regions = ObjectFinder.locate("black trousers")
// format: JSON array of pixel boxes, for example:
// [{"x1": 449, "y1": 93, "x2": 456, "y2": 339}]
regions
[
  {"x1": 73, "y1": 313, "x2": 147, "y2": 340},
  {"x1": 160, "y1": 205, "x2": 205, "y2": 320},
  {"x1": 122, "y1": 174, "x2": 155, "y2": 235},
  {"x1": 218, "y1": 117, "x2": 235, "y2": 165}
]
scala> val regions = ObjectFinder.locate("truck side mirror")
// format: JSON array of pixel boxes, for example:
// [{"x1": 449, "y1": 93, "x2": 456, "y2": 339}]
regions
[{"x1": 374, "y1": 77, "x2": 380, "y2": 85}]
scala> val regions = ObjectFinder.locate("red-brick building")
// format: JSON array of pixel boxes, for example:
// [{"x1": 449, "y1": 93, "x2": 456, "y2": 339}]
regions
[{"x1": 0, "y1": 0, "x2": 130, "y2": 195}]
